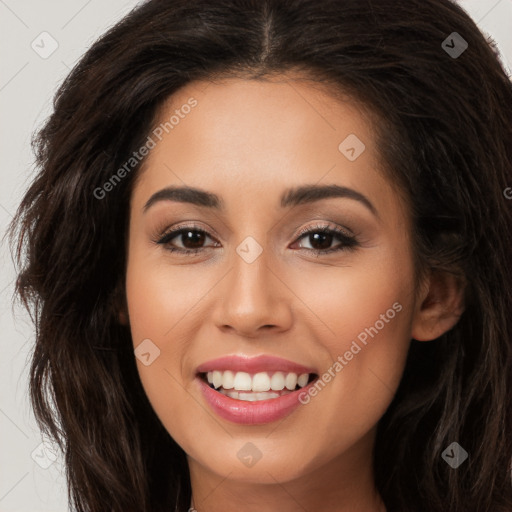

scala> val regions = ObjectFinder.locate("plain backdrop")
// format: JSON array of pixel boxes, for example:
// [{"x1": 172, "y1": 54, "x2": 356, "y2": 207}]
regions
[{"x1": 0, "y1": 1, "x2": 511, "y2": 510}]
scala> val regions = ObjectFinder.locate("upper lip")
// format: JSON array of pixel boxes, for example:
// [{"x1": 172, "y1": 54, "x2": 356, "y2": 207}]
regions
[{"x1": 196, "y1": 354, "x2": 317, "y2": 375}]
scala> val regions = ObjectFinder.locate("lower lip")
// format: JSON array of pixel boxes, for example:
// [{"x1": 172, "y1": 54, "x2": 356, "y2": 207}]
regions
[{"x1": 197, "y1": 376, "x2": 314, "y2": 425}]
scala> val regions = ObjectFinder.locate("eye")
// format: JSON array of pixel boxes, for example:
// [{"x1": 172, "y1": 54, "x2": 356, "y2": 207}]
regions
[
  {"x1": 155, "y1": 223, "x2": 220, "y2": 255},
  {"x1": 292, "y1": 223, "x2": 359, "y2": 255},
  {"x1": 154, "y1": 222, "x2": 359, "y2": 256}
]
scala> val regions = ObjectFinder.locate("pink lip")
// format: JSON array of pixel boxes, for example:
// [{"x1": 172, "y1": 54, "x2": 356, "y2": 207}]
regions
[
  {"x1": 196, "y1": 354, "x2": 316, "y2": 375},
  {"x1": 197, "y1": 376, "x2": 317, "y2": 425},
  {"x1": 195, "y1": 354, "x2": 318, "y2": 425}
]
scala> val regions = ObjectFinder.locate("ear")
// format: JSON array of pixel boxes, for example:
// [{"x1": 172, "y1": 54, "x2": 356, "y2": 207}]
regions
[{"x1": 411, "y1": 270, "x2": 466, "y2": 342}]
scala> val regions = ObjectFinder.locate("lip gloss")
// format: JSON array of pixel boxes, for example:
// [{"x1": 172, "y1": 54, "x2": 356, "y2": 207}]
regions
[{"x1": 196, "y1": 375, "x2": 317, "y2": 425}]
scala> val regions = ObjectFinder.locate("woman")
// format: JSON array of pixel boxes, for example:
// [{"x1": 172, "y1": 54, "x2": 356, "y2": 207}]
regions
[{"x1": 7, "y1": 0, "x2": 512, "y2": 510}]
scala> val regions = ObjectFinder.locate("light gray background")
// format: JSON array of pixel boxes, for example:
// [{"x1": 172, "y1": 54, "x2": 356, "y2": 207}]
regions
[{"x1": 1, "y1": 1, "x2": 511, "y2": 510}]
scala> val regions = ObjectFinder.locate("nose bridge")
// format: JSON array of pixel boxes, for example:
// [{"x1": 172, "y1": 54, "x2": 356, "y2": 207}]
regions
[
  {"x1": 229, "y1": 235, "x2": 276, "y2": 312},
  {"x1": 213, "y1": 232, "x2": 292, "y2": 335}
]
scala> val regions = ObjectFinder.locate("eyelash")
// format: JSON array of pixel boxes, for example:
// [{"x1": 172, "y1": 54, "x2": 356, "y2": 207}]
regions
[{"x1": 154, "y1": 222, "x2": 359, "y2": 256}]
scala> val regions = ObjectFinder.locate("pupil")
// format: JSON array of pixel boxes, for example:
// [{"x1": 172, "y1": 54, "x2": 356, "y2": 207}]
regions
[
  {"x1": 310, "y1": 232, "x2": 332, "y2": 250},
  {"x1": 183, "y1": 230, "x2": 204, "y2": 248}
]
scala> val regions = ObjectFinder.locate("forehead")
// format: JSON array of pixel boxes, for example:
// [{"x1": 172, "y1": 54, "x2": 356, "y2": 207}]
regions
[{"x1": 132, "y1": 76, "x2": 403, "y2": 223}]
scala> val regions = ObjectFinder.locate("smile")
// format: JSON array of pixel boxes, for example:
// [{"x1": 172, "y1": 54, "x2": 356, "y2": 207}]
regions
[
  {"x1": 196, "y1": 355, "x2": 319, "y2": 424},
  {"x1": 202, "y1": 370, "x2": 313, "y2": 401}
]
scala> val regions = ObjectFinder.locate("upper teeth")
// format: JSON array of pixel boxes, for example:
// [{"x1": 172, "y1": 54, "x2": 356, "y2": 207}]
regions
[{"x1": 206, "y1": 371, "x2": 310, "y2": 391}]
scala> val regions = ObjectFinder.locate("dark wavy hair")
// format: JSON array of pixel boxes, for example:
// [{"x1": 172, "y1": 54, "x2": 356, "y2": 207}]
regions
[{"x1": 6, "y1": 0, "x2": 512, "y2": 510}]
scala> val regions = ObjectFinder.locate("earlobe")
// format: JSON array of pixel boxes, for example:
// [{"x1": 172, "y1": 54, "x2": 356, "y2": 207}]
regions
[{"x1": 411, "y1": 270, "x2": 466, "y2": 342}]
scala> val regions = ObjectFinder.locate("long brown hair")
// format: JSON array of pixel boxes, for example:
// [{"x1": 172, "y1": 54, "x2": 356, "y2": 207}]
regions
[{"x1": 7, "y1": 0, "x2": 512, "y2": 510}]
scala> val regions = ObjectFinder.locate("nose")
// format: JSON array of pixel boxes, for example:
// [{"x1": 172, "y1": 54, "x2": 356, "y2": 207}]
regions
[{"x1": 212, "y1": 242, "x2": 293, "y2": 338}]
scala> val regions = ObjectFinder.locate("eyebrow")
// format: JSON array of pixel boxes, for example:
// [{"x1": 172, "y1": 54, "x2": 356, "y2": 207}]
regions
[{"x1": 143, "y1": 184, "x2": 378, "y2": 218}]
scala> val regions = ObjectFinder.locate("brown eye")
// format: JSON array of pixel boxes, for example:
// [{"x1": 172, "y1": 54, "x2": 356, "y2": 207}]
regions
[
  {"x1": 293, "y1": 224, "x2": 359, "y2": 255},
  {"x1": 157, "y1": 226, "x2": 219, "y2": 255},
  {"x1": 299, "y1": 231, "x2": 336, "y2": 251}
]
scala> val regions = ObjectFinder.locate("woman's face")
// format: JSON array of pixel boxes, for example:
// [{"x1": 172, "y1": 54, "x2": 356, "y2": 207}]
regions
[{"x1": 125, "y1": 76, "x2": 418, "y2": 486}]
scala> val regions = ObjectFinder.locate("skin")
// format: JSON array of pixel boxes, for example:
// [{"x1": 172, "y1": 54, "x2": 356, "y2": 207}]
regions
[{"x1": 122, "y1": 75, "x2": 464, "y2": 512}]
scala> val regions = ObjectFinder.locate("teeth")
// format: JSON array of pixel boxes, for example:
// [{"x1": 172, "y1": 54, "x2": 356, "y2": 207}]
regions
[
  {"x1": 205, "y1": 370, "x2": 311, "y2": 393},
  {"x1": 285, "y1": 373, "x2": 298, "y2": 390},
  {"x1": 222, "y1": 370, "x2": 235, "y2": 389},
  {"x1": 270, "y1": 372, "x2": 285, "y2": 390},
  {"x1": 212, "y1": 370, "x2": 223, "y2": 389},
  {"x1": 297, "y1": 373, "x2": 309, "y2": 387},
  {"x1": 219, "y1": 389, "x2": 287, "y2": 401},
  {"x1": 233, "y1": 371, "x2": 252, "y2": 391},
  {"x1": 252, "y1": 372, "x2": 271, "y2": 392}
]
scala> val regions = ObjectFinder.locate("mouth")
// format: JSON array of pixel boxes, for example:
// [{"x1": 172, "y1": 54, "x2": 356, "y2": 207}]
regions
[
  {"x1": 199, "y1": 370, "x2": 318, "y2": 401},
  {"x1": 195, "y1": 355, "x2": 320, "y2": 424}
]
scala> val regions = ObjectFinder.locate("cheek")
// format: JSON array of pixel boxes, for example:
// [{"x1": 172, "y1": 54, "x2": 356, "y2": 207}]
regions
[
  {"x1": 124, "y1": 245, "x2": 191, "y2": 421},
  {"x1": 125, "y1": 244, "x2": 225, "y2": 442},
  {"x1": 125, "y1": 235, "x2": 206, "y2": 346},
  {"x1": 289, "y1": 245, "x2": 415, "y2": 418},
  {"x1": 318, "y1": 272, "x2": 411, "y2": 370}
]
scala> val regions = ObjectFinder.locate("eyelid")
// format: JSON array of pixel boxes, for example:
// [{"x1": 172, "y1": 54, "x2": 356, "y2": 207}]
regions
[
  {"x1": 153, "y1": 220, "x2": 359, "y2": 255},
  {"x1": 154, "y1": 221, "x2": 218, "y2": 246},
  {"x1": 291, "y1": 222, "x2": 359, "y2": 253},
  {"x1": 152, "y1": 218, "x2": 214, "y2": 237},
  {"x1": 154, "y1": 220, "x2": 353, "y2": 240},
  {"x1": 294, "y1": 221, "x2": 354, "y2": 239}
]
